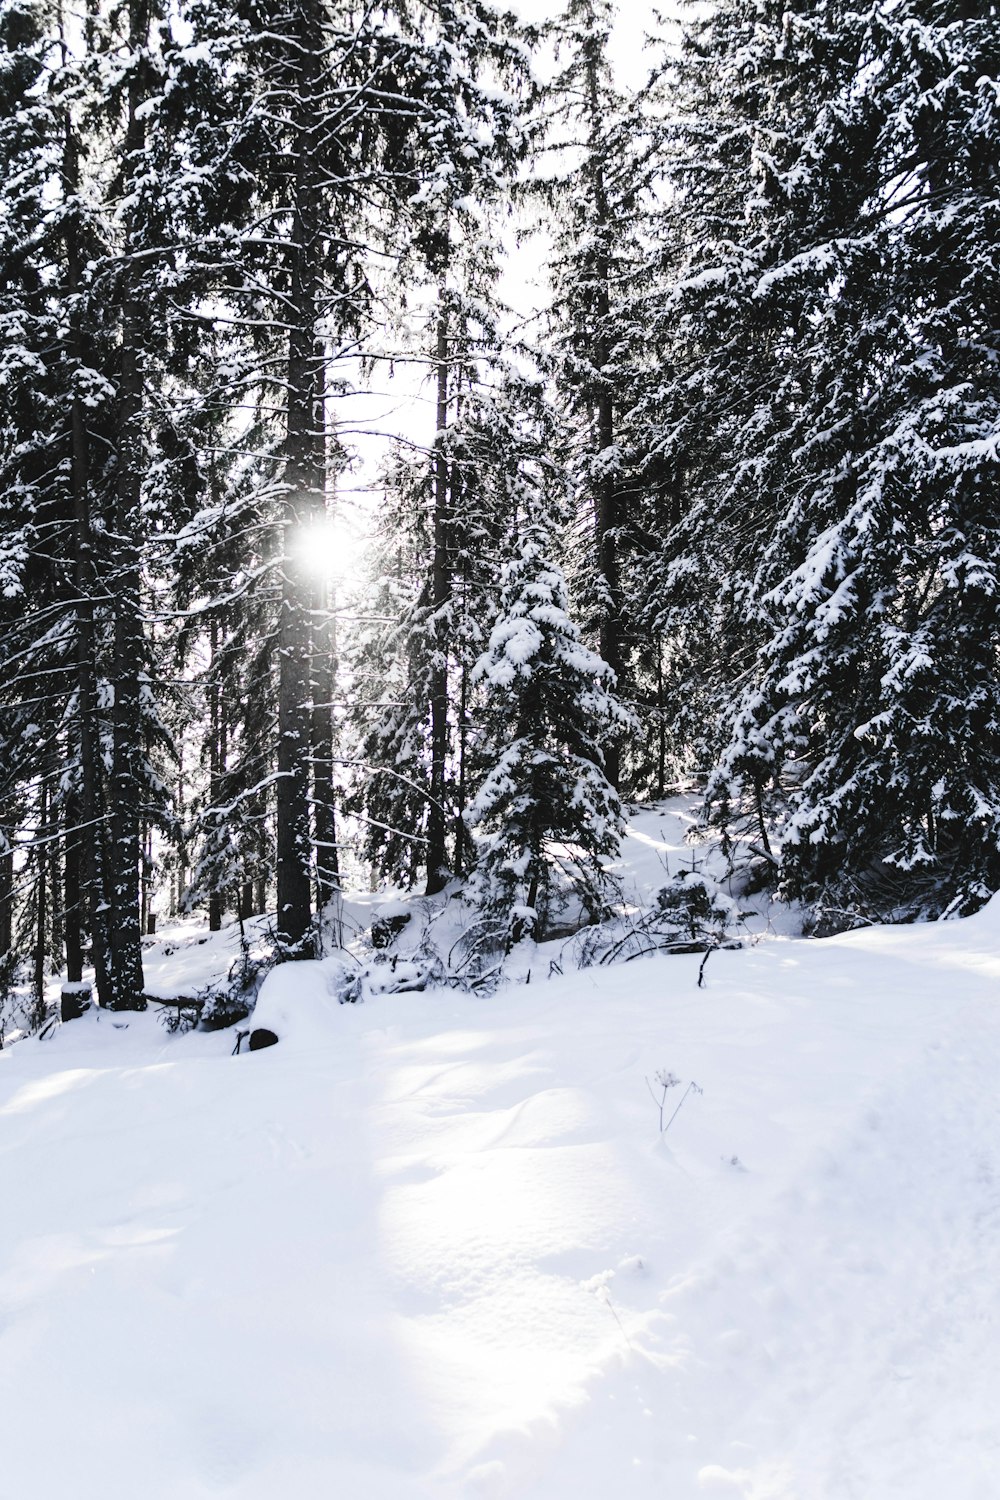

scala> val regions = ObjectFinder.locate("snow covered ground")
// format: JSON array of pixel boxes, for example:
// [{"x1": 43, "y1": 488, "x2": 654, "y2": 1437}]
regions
[{"x1": 3, "y1": 811, "x2": 1000, "y2": 1498}]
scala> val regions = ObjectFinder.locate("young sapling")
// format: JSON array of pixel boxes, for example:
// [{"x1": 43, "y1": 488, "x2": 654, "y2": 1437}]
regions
[
  {"x1": 646, "y1": 1069, "x2": 679, "y2": 1131},
  {"x1": 647, "y1": 1069, "x2": 703, "y2": 1134}
]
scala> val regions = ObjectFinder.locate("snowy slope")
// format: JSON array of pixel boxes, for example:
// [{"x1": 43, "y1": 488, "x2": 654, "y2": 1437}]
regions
[{"x1": 3, "y1": 886, "x2": 1000, "y2": 1498}]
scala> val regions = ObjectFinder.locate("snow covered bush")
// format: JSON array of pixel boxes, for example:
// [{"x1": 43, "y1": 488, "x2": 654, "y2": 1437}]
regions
[
  {"x1": 573, "y1": 869, "x2": 742, "y2": 967},
  {"x1": 157, "y1": 1000, "x2": 201, "y2": 1035},
  {"x1": 341, "y1": 900, "x2": 453, "y2": 999},
  {"x1": 199, "y1": 932, "x2": 273, "y2": 1030},
  {"x1": 652, "y1": 870, "x2": 738, "y2": 946},
  {"x1": 0, "y1": 950, "x2": 19, "y2": 1046},
  {"x1": 466, "y1": 525, "x2": 632, "y2": 948},
  {"x1": 370, "y1": 901, "x2": 411, "y2": 950}
]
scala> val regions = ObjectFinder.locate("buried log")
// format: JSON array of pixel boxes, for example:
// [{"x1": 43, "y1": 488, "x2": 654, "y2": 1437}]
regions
[
  {"x1": 60, "y1": 983, "x2": 92, "y2": 1022},
  {"x1": 248, "y1": 1027, "x2": 278, "y2": 1051}
]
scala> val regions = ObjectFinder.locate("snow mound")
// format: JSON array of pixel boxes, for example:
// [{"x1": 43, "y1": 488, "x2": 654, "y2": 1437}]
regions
[{"x1": 248, "y1": 958, "x2": 347, "y2": 1048}]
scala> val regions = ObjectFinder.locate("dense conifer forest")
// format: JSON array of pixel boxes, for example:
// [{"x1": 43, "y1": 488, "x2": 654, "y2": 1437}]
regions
[{"x1": 2, "y1": 0, "x2": 998, "y2": 1014}]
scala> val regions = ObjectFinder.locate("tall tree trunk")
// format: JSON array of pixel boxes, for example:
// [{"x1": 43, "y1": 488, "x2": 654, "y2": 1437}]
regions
[
  {"x1": 426, "y1": 286, "x2": 451, "y2": 895},
  {"x1": 141, "y1": 821, "x2": 155, "y2": 936},
  {"x1": 655, "y1": 641, "x2": 666, "y2": 801},
  {"x1": 218, "y1": 704, "x2": 228, "y2": 931},
  {"x1": 174, "y1": 747, "x2": 186, "y2": 918},
  {"x1": 208, "y1": 613, "x2": 224, "y2": 933},
  {"x1": 584, "y1": 42, "x2": 622, "y2": 790},
  {"x1": 312, "y1": 569, "x2": 340, "y2": 913},
  {"x1": 50, "y1": 805, "x2": 65, "y2": 978},
  {"x1": 63, "y1": 78, "x2": 112, "y2": 1008},
  {"x1": 70, "y1": 399, "x2": 112, "y2": 1005},
  {"x1": 107, "y1": 312, "x2": 147, "y2": 1007},
  {"x1": 34, "y1": 778, "x2": 48, "y2": 1011},
  {"x1": 0, "y1": 828, "x2": 12, "y2": 957},
  {"x1": 454, "y1": 656, "x2": 470, "y2": 879},
  {"x1": 139, "y1": 732, "x2": 152, "y2": 938},
  {"x1": 451, "y1": 454, "x2": 471, "y2": 880},
  {"x1": 276, "y1": 519, "x2": 313, "y2": 952},
  {"x1": 64, "y1": 788, "x2": 84, "y2": 983},
  {"x1": 275, "y1": 0, "x2": 325, "y2": 956},
  {"x1": 311, "y1": 407, "x2": 339, "y2": 918},
  {"x1": 106, "y1": 0, "x2": 150, "y2": 1009}
]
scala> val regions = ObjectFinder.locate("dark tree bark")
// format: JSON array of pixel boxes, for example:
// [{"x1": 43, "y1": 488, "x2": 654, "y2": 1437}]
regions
[
  {"x1": 141, "y1": 820, "x2": 155, "y2": 937},
  {"x1": 426, "y1": 290, "x2": 451, "y2": 895},
  {"x1": 63, "y1": 87, "x2": 112, "y2": 1008},
  {"x1": 63, "y1": 790, "x2": 84, "y2": 983},
  {"x1": 208, "y1": 613, "x2": 224, "y2": 933},
  {"x1": 312, "y1": 569, "x2": 340, "y2": 912},
  {"x1": 105, "y1": 0, "x2": 151, "y2": 1009},
  {"x1": 275, "y1": 0, "x2": 326, "y2": 955},
  {"x1": 0, "y1": 867, "x2": 11, "y2": 959},
  {"x1": 0, "y1": 832, "x2": 12, "y2": 957},
  {"x1": 454, "y1": 655, "x2": 471, "y2": 879},
  {"x1": 106, "y1": 318, "x2": 147, "y2": 1006},
  {"x1": 34, "y1": 777, "x2": 48, "y2": 1011},
  {"x1": 655, "y1": 643, "x2": 667, "y2": 801},
  {"x1": 174, "y1": 749, "x2": 187, "y2": 919},
  {"x1": 276, "y1": 515, "x2": 313, "y2": 952},
  {"x1": 584, "y1": 42, "x2": 623, "y2": 791}
]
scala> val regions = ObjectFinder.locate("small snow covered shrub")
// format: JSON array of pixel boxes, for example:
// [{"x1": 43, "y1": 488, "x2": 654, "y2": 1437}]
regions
[
  {"x1": 370, "y1": 902, "x2": 411, "y2": 950},
  {"x1": 364, "y1": 954, "x2": 434, "y2": 996},
  {"x1": 331, "y1": 960, "x2": 364, "y2": 1005},
  {"x1": 200, "y1": 934, "x2": 272, "y2": 1030},
  {"x1": 573, "y1": 869, "x2": 742, "y2": 967},
  {"x1": 0, "y1": 950, "x2": 19, "y2": 1046},
  {"x1": 157, "y1": 1000, "x2": 201, "y2": 1035},
  {"x1": 338, "y1": 901, "x2": 452, "y2": 1000},
  {"x1": 652, "y1": 870, "x2": 736, "y2": 946},
  {"x1": 200, "y1": 987, "x2": 254, "y2": 1030},
  {"x1": 334, "y1": 952, "x2": 440, "y2": 1004}
]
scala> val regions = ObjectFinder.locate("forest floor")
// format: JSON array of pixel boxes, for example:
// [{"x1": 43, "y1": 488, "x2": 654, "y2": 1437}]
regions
[{"x1": 2, "y1": 808, "x2": 1000, "y2": 1498}]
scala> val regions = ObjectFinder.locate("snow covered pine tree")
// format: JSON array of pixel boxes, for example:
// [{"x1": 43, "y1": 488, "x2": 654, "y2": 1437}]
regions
[
  {"x1": 468, "y1": 523, "x2": 631, "y2": 947},
  {"x1": 541, "y1": 0, "x2": 658, "y2": 793},
  {"x1": 649, "y1": 0, "x2": 1000, "y2": 920}
]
